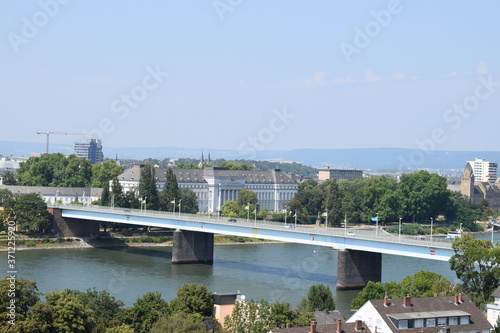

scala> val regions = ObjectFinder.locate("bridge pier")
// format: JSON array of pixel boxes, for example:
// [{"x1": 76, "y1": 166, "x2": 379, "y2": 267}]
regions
[
  {"x1": 48, "y1": 208, "x2": 100, "y2": 237},
  {"x1": 172, "y1": 230, "x2": 214, "y2": 264},
  {"x1": 336, "y1": 249, "x2": 381, "y2": 290}
]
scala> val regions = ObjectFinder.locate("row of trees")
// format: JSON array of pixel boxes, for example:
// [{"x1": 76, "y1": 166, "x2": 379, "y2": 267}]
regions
[
  {"x1": 286, "y1": 171, "x2": 491, "y2": 230},
  {"x1": 6, "y1": 153, "x2": 124, "y2": 188},
  {"x1": 0, "y1": 279, "x2": 335, "y2": 333}
]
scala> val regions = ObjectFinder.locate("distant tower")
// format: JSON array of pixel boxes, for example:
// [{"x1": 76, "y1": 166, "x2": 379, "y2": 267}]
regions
[
  {"x1": 461, "y1": 163, "x2": 475, "y2": 198},
  {"x1": 208, "y1": 151, "x2": 212, "y2": 164},
  {"x1": 74, "y1": 138, "x2": 103, "y2": 164},
  {"x1": 467, "y1": 158, "x2": 498, "y2": 185},
  {"x1": 198, "y1": 151, "x2": 205, "y2": 168}
]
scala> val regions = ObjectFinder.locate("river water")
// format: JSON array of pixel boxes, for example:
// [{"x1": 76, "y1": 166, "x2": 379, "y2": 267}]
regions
[{"x1": 6, "y1": 234, "x2": 493, "y2": 318}]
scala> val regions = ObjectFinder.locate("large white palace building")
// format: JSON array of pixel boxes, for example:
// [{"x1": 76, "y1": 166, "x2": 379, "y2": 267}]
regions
[{"x1": 116, "y1": 165, "x2": 301, "y2": 212}]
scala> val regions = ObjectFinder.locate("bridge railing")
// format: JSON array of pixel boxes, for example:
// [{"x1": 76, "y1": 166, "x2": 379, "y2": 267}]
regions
[{"x1": 49, "y1": 203, "x2": 455, "y2": 249}]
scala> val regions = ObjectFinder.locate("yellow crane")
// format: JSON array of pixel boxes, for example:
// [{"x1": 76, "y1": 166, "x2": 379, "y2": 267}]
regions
[{"x1": 36, "y1": 131, "x2": 85, "y2": 154}]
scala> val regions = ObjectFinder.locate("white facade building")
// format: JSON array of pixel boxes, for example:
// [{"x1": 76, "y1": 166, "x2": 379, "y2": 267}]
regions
[
  {"x1": 116, "y1": 166, "x2": 301, "y2": 212},
  {"x1": 0, "y1": 185, "x2": 102, "y2": 206},
  {"x1": 347, "y1": 294, "x2": 492, "y2": 333},
  {"x1": 467, "y1": 158, "x2": 498, "y2": 184},
  {"x1": 487, "y1": 286, "x2": 500, "y2": 327}
]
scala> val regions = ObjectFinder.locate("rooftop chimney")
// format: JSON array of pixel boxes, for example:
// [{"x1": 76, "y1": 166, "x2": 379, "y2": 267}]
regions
[
  {"x1": 458, "y1": 293, "x2": 464, "y2": 303},
  {"x1": 355, "y1": 320, "x2": 363, "y2": 331},
  {"x1": 383, "y1": 296, "x2": 390, "y2": 307},
  {"x1": 336, "y1": 319, "x2": 342, "y2": 333},
  {"x1": 310, "y1": 321, "x2": 317, "y2": 333},
  {"x1": 403, "y1": 295, "x2": 411, "y2": 307},
  {"x1": 454, "y1": 295, "x2": 459, "y2": 305}
]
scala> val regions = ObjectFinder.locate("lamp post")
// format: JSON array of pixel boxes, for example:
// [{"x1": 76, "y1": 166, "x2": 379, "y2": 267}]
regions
[
  {"x1": 217, "y1": 184, "x2": 221, "y2": 222},
  {"x1": 111, "y1": 194, "x2": 115, "y2": 210},
  {"x1": 171, "y1": 199, "x2": 176, "y2": 214},
  {"x1": 284, "y1": 209, "x2": 287, "y2": 227},
  {"x1": 344, "y1": 214, "x2": 347, "y2": 235},
  {"x1": 294, "y1": 210, "x2": 297, "y2": 229},
  {"x1": 399, "y1": 217, "x2": 402, "y2": 243},
  {"x1": 430, "y1": 217, "x2": 434, "y2": 242},
  {"x1": 492, "y1": 222, "x2": 495, "y2": 244},
  {"x1": 178, "y1": 199, "x2": 182, "y2": 216}
]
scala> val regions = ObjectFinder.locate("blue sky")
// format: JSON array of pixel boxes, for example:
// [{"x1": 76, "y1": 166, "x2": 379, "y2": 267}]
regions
[{"x1": 1, "y1": 0, "x2": 499, "y2": 153}]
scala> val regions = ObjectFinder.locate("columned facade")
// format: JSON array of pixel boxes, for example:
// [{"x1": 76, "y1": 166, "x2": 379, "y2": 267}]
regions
[{"x1": 116, "y1": 166, "x2": 301, "y2": 212}]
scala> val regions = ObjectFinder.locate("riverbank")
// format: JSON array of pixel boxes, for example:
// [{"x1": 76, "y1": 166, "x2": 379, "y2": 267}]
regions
[{"x1": 0, "y1": 235, "x2": 280, "y2": 251}]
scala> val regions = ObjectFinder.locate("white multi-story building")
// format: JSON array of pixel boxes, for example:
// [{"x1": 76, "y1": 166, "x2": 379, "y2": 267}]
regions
[
  {"x1": 318, "y1": 166, "x2": 363, "y2": 181},
  {"x1": 116, "y1": 166, "x2": 301, "y2": 212},
  {"x1": 467, "y1": 158, "x2": 498, "y2": 184},
  {"x1": 0, "y1": 185, "x2": 102, "y2": 206},
  {"x1": 347, "y1": 294, "x2": 492, "y2": 333}
]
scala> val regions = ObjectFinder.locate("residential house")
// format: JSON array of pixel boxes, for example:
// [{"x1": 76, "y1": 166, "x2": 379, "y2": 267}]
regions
[{"x1": 346, "y1": 294, "x2": 492, "y2": 333}]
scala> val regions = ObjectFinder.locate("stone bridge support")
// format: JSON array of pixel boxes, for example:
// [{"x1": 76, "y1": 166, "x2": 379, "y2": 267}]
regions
[
  {"x1": 172, "y1": 230, "x2": 214, "y2": 264},
  {"x1": 48, "y1": 208, "x2": 100, "y2": 237},
  {"x1": 336, "y1": 249, "x2": 382, "y2": 290}
]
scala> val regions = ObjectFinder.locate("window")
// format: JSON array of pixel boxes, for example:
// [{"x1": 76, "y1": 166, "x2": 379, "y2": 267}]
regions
[
  {"x1": 426, "y1": 318, "x2": 436, "y2": 327},
  {"x1": 437, "y1": 317, "x2": 447, "y2": 326},
  {"x1": 414, "y1": 319, "x2": 424, "y2": 328},
  {"x1": 460, "y1": 316, "x2": 470, "y2": 325},
  {"x1": 398, "y1": 320, "x2": 408, "y2": 329},
  {"x1": 449, "y1": 317, "x2": 458, "y2": 325}
]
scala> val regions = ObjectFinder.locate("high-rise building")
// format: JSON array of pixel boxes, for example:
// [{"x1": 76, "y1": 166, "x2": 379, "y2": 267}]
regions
[
  {"x1": 467, "y1": 158, "x2": 498, "y2": 184},
  {"x1": 74, "y1": 139, "x2": 104, "y2": 164}
]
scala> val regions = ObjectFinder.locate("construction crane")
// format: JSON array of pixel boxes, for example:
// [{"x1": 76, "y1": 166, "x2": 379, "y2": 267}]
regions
[{"x1": 36, "y1": 131, "x2": 85, "y2": 154}]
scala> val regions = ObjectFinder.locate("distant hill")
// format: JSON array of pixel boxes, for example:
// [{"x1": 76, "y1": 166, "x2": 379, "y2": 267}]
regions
[{"x1": 1, "y1": 141, "x2": 499, "y2": 171}]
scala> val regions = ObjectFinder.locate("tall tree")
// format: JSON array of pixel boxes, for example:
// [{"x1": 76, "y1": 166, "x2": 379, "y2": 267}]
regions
[
  {"x1": 319, "y1": 180, "x2": 342, "y2": 226},
  {"x1": 225, "y1": 299, "x2": 273, "y2": 333},
  {"x1": 169, "y1": 284, "x2": 213, "y2": 317},
  {"x1": 160, "y1": 167, "x2": 179, "y2": 211},
  {"x1": 121, "y1": 292, "x2": 170, "y2": 333},
  {"x1": 2, "y1": 170, "x2": 17, "y2": 185},
  {"x1": 306, "y1": 284, "x2": 335, "y2": 311},
  {"x1": 9, "y1": 193, "x2": 52, "y2": 232},
  {"x1": 449, "y1": 234, "x2": 500, "y2": 307},
  {"x1": 151, "y1": 312, "x2": 207, "y2": 333},
  {"x1": 237, "y1": 189, "x2": 258, "y2": 207},
  {"x1": 91, "y1": 161, "x2": 124, "y2": 188},
  {"x1": 178, "y1": 188, "x2": 199, "y2": 214},
  {"x1": 139, "y1": 165, "x2": 159, "y2": 210}
]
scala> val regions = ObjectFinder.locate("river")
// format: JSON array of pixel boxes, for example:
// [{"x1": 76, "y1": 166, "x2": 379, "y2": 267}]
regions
[{"x1": 5, "y1": 235, "x2": 490, "y2": 318}]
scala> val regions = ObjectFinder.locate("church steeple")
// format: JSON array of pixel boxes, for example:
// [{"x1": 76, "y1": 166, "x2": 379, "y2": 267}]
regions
[
  {"x1": 199, "y1": 150, "x2": 205, "y2": 168},
  {"x1": 208, "y1": 151, "x2": 211, "y2": 164}
]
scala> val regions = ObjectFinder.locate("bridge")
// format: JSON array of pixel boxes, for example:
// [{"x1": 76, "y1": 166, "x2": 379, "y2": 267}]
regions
[{"x1": 48, "y1": 204, "x2": 457, "y2": 290}]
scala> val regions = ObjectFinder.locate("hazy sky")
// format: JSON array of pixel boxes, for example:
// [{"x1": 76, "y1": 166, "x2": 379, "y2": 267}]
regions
[{"x1": 1, "y1": 1, "x2": 499, "y2": 153}]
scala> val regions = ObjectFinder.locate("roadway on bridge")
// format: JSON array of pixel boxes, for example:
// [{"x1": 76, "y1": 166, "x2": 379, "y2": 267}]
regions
[{"x1": 54, "y1": 204, "x2": 457, "y2": 261}]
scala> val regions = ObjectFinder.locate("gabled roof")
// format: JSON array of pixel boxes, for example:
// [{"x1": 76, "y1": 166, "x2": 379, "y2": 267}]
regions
[
  {"x1": 492, "y1": 286, "x2": 500, "y2": 298},
  {"x1": 365, "y1": 295, "x2": 491, "y2": 333},
  {"x1": 0, "y1": 185, "x2": 102, "y2": 197},
  {"x1": 271, "y1": 321, "x2": 370, "y2": 333},
  {"x1": 117, "y1": 165, "x2": 301, "y2": 185}
]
